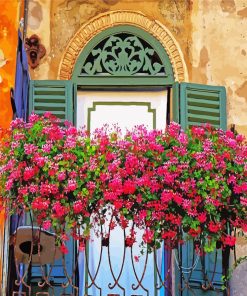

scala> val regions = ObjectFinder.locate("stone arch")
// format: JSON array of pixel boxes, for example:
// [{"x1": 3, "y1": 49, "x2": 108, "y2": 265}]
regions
[{"x1": 58, "y1": 10, "x2": 188, "y2": 82}]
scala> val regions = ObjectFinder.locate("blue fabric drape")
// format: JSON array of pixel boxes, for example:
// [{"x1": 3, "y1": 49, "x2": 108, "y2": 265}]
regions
[
  {"x1": 9, "y1": 29, "x2": 29, "y2": 294},
  {"x1": 14, "y1": 29, "x2": 29, "y2": 120}
]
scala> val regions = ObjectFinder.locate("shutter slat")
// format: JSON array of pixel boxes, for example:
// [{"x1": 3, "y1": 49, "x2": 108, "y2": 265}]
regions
[
  {"x1": 188, "y1": 113, "x2": 220, "y2": 121},
  {"x1": 189, "y1": 120, "x2": 219, "y2": 128},
  {"x1": 180, "y1": 82, "x2": 227, "y2": 130},
  {"x1": 187, "y1": 92, "x2": 220, "y2": 101},
  {"x1": 34, "y1": 103, "x2": 66, "y2": 108},
  {"x1": 34, "y1": 110, "x2": 65, "y2": 115},
  {"x1": 187, "y1": 98, "x2": 220, "y2": 106},
  {"x1": 34, "y1": 95, "x2": 66, "y2": 100},
  {"x1": 188, "y1": 105, "x2": 219, "y2": 114},
  {"x1": 29, "y1": 80, "x2": 73, "y2": 123}
]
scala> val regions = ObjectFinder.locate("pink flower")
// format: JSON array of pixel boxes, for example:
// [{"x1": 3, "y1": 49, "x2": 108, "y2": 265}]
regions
[
  {"x1": 57, "y1": 171, "x2": 66, "y2": 181},
  {"x1": 236, "y1": 134, "x2": 245, "y2": 143},
  {"x1": 60, "y1": 244, "x2": 69, "y2": 254},
  {"x1": 23, "y1": 167, "x2": 35, "y2": 181},
  {"x1": 240, "y1": 196, "x2": 247, "y2": 206},
  {"x1": 64, "y1": 137, "x2": 76, "y2": 149},
  {"x1": 197, "y1": 212, "x2": 207, "y2": 223},
  {"x1": 104, "y1": 191, "x2": 117, "y2": 201},
  {"x1": 143, "y1": 229, "x2": 154, "y2": 244},
  {"x1": 223, "y1": 235, "x2": 236, "y2": 247},
  {"x1": 24, "y1": 144, "x2": 37, "y2": 155},
  {"x1": 5, "y1": 179, "x2": 13, "y2": 190},
  {"x1": 86, "y1": 181, "x2": 96, "y2": 191},
  {"x1": 166, "y1": 122, "x2": 180, "y2": 137},
  {"x1": 173, "y1": 193, "x2": 183, "y2": 205},
  {"x1": 113, "y1": 200, "x2": 123, "y2": 210},
  {"x1": 10, "y1": 118, "x2": 24, "y2": 129},
  {"x1": 42, "y1": 143, "x2": 53, "y2": 153},
  {"x1": 52, "y1": 202, "x2": 67, "y2": 218},
  {"x1": 42, "y1": 220, "x2": 51, "y2": 230},
  {"x1": 191, "y1": 126, "x2": 205, "y2": 137},
  {"x1": 32, "y1": 197, "x2": 50, "y2": 211},
  {"x1": 182, "y1": 199, "x2": 192, "y2": 210},
  {"x1": 123, "y1": 179, "x2": 136, "y2": 195},
  {"x1": 66, "y1": 179, "x2": 77, "y2": 191},
  {"x1": 208, "y1": 221, "x2": 221, "y2": 233},
  {"x1": 33, "y1": 154, "x2": 47, "y2": 167},
  {"x1": 139, "y1": 210, "x2": 147, "y2": 220},
  {"x1": 162, "y1": 230, "x2": 177, "y2": 240},
  {"x1": 125, "y1": 235, "x2": 136, "y2": 247},
  {"x1": 79, "y1": 241, "x2": 85, "y2": 252},
  {"x1": 73, "y1": 200, "x2": 83, "y2": 214},
  {"x1": 66, "y1": 126, "x2": 77, "y2": 136},
  {"x1": 61, "y1": 234, "x2": 69, "y2": 241},
  {"x1": 18, "y1": 186, "x2": 28, "y2": 195},
  {"x1": 28, "y1": 113, "x2": 40, "y2": 123},
  {"x1": 29, "y1": 184, "x2": 38, "y2": 193},
  {"x1": 40, "y1": 183, "x2": 59, "y2": 196},
  {"x1": 161, "y1": 190, "x2": 173, "y2": 203},
  {"x1": 178, "y1": 132, "x2": 188, "y2": 145}
]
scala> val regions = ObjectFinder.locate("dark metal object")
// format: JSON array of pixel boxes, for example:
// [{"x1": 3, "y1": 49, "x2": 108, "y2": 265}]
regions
[{"x1": 25, "y1": 35, "x2": 46, "y2": 69}]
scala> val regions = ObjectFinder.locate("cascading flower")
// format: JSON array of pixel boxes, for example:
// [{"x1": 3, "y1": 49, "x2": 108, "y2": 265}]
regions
[{"x1": 0, "y1": 113, "x2": 246, "y2": 253}]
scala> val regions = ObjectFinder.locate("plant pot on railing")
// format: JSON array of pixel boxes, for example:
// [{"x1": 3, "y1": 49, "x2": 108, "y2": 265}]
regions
[{"x1": 13, "y1": 226, "x2": 62, "y2": 265}]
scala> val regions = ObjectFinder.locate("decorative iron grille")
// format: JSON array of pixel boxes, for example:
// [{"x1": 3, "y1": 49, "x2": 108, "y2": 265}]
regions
[{"x1": 7, "y1": 212, "x2": 232, "y2": 296}]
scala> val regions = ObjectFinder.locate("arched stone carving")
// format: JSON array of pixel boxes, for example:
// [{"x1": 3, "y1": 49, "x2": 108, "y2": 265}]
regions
[{"x1": 58, "y1": 10, "x2": 188, "y2": 82}]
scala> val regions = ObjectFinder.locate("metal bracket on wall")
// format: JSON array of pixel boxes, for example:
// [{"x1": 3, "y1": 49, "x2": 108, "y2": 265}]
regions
[{"x1": 25, "y1": 34, "x2": 46, "y2": 69}]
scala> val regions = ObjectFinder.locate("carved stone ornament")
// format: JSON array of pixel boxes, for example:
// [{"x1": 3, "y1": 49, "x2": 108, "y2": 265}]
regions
[
  {"x1": 25, "y1": 34, "x2": 46, "y2": 69},
  {"x1": 82, "y1": 34, "x2": 165, "y2": 76},
  {"x1": 58, "y1": 11, "x2": 188, "y2": 82}
]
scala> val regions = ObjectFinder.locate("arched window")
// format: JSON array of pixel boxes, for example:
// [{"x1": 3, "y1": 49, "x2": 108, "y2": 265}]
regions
[{"x1": 72, "y1": 25, "x2": 174, "y2": 86}]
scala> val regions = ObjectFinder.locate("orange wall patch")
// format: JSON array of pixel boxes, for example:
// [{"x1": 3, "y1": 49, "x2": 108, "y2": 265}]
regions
[{"x1": 0, "y1": 0, "x2": 21, "y2": 286}]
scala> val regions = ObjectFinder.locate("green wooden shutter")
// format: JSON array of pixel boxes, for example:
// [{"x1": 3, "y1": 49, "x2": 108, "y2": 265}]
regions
[
  {"x1": 174, "y1": 82, "x2": 227, "y2": 130},
  {"x1": 172, "y1": 82, "x2": 227, "y2": 296},
  {"x1": 28, "y1": 80, "x2": 75, "y2": 294},
  {"x1": 29, "y1": 80, "x2": 73, "y2": 122}
]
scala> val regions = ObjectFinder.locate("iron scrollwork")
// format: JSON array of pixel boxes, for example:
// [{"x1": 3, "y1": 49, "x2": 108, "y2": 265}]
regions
[
  {"x1": 9, "y1": 213, "x2": 231, "y2": 296},
  {"x1": 82, "y1": 35, "x2": 165, "y2": 76}
]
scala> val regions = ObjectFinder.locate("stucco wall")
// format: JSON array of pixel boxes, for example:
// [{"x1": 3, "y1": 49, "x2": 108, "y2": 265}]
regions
[
  {"x1": 27, "y1": 0, "x2": 247, "y2": 136},
  {"x1": 191, "y1": 0, "x2": 247, "y2": 136}
]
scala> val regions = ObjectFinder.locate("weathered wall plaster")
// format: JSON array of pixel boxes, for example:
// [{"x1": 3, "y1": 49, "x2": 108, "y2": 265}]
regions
[
  {"x1": 27, "y1": 0, "x2": 247, "y2": 136},
  {"x1": 27, "y1": 0, "x2": 51, "y2": 79},
  {"x1": 191, "y1": 0, "x2": 247, "y2": 135}
]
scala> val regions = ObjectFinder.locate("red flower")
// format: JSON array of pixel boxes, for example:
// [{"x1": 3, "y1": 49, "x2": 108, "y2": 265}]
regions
[
  {"x1": 73, "y1": 200, "x2": 84, "y2": 214},
  {"x1": 188, "y1": 227, "x2": 201, "y2": 237},
  {"x1": 222, "y1": 235, "x2": 236, "y2": 247},
  {"x1": 23, "y1": 167, "x2": 35, "y2": 181},
  {"x1": 60, "y1": 244, "x2": 69, "y2": 254},
  {"x1": 197, "y1": 213, "x2": 207, "y2": 223},
  {"x1": 123, "y1": 179, "x2": 136, "y2": 195},
  {"x1": 143, "y1": 229, "x2": 154, "y2": 244},
  {"x1": 162, "y1": 230, "x2": 177, "y2": 240},
  {"x1": 125, "y1": 236, "x2": 136, "y2": 247},
  {"x1": 208, "y1": 221, "x2": 221, "y2": 233}
]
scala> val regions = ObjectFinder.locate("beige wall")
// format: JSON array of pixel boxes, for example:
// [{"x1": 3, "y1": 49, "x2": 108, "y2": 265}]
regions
[{"x1": 27, "y1": 0, "x2": 247, "y2": 135}]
